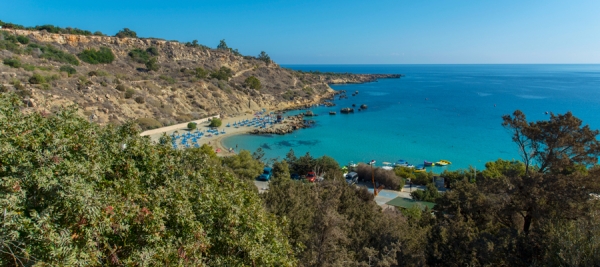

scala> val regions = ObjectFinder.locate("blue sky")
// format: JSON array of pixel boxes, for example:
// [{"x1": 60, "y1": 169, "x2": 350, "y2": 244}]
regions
[{"x1": 2, "y1": 0, "x2": 599, "y2": 64}]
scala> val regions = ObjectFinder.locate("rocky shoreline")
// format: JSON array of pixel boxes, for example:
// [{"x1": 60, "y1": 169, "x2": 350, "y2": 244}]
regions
[{"x1": 249, "y1": 114, "x2": 315, "y2": 135}]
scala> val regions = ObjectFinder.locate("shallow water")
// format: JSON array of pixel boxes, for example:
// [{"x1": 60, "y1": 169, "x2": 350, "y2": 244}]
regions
[{"x1": 223, "y1": 64, "x2": 600, "y2": 170}]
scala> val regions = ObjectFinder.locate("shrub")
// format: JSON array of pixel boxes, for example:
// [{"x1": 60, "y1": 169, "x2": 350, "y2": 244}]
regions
[
  {"x1": 208, "y1": 118, "x2": 222, "y2": 127},
  {"x1": 410, "y1": 182, "x2": 441, "y2": 202},
  {"x1": 258, "y1": 51, "x2": 271, "y2": 65},
  {"x1": 159, "y1": 75, "x2": 175, "y2": 84},
  {"x1": 244, "y1": 76, "x2": 261, "y2": 90},
  {"x1": 23, "y1": 64, "x2": 35, "y2": 71},
  {"x1": 28, "y1": 73, "x2": 46, "y2": 84},
  {"x1": 115, "y1": 84, "x2": 127, "y2": 91},
  {"x1": 356, "y1": 164, "x2": 404, "y2": 190},
  {"x1": 187, "y1": 122, "x2": 197, "y2": 129},
  {"x1": 210, "y1": 66, "x2": 233, "y2": 80},
  {"x1": 134, "y1": 96, "x2": 145, "y2": 104},
  {"x1": 145, "y1": 57, "x2": 160, "y2": 71},
  {"x1": 146, "y1": 46, "x2": 159, "y2": 56},
  {"x1": 16, "y1": 35, "x2": 29, "y2": 44},
  {"x1": 125, "y1": 88, "x2": 135, "y2": 99},
  {"x1": 115, "y1": 28, "x2": 137, "y2": 38},
  {"x1": 135, "y1": 117, "x2": 163, "y2": 130},
  {"x1": 195, "y1": 67, "x2": 208, "y2": 79},
  {"x1": 77, "y1": 47, "x2": 115, "y2": 64},
  {"x1": 3, "y1": 58, "x2": 21, "y2": 68},
  {"x1": 128, "y1": 48, "x2": 150, "y2": 63},
  {"x1": 36, "y1": 44, "x2": 80, "y2": 65}
]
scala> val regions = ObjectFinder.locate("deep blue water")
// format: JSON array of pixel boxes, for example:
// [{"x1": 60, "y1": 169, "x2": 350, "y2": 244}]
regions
[{"x1": 223, "y1": 65, "x2": 600, "y2": 171}]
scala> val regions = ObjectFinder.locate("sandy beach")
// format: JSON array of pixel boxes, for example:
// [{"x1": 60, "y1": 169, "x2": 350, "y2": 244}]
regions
[{"x1": 141, "y1": 111, "x2": 285, "y2": 156}]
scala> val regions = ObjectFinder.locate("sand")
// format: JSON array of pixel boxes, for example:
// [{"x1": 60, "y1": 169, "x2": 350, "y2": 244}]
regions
[{"x1": 142, "y1": 112, "x2": 282, "y2": 156}]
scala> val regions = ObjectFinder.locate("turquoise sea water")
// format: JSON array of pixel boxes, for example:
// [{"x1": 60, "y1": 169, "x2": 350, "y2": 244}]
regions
[{"x1": 223, "y1": 65, "x2": 600, "y2": 171}]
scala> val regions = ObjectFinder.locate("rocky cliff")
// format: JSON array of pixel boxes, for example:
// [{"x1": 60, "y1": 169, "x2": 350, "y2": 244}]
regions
[{"x1": 0, "y1": 28, "x2": 400, "y2": 129}]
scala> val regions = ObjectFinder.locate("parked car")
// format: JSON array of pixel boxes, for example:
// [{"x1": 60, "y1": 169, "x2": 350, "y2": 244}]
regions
[
  {"x1": 290, "y1": 173, "x2": 300, "y2": 180},
  {"x1": 345, "y1": 172, "x2": 359, "y2": 185},
  {"x1": 306, "y1": 171, "x2": 317, "y2": 183},
  {"x1": 259, "y1": 167, "x2": 273, "y2": 181}
]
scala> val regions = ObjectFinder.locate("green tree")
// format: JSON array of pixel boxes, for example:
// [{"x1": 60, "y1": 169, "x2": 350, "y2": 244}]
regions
[
  {"x1": 145, "y1": 57, "x2": 160, "y2": 71},
  {"x1": 502, "y1": 110, "x2": 600, "y2": 174},
  {"x1": 222, "y1": 150, "x2": 264, "y2": 180},
  {"x1": 187, "y1": 122, "x2": 197, "y2": 129},
  {"x1": 244, "y1": 75, "x2": 261, "y2": 90},
  {"x1": 208, "y1": 118, "x2": 222, "y2": 127},
  {"x1": 0, "y1": 93, "x2": 295, "y2": 266},
  {"x1": 115, "y1": 28, "x2": 137, "y2": 38},
  {"x1": 258, "y1": 51, "x2": 271, "y2": 65},
  {"x1": 252, "y1": 147, "x2": 266, "y2": 162},
  {"x1": 410, "y1": 182, "x2": 441, "y2": 202},
  {"x1": 271, "y1": 160, "x2": 291, "y2": 183},
  {"x1": 217, "y1": 39, "x2": 229, "y2": 50}
]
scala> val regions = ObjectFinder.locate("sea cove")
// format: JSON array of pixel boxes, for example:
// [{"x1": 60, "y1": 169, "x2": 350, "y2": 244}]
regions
[{"x1": 223, "y1": 64, "x2": 600, "y2": 170}]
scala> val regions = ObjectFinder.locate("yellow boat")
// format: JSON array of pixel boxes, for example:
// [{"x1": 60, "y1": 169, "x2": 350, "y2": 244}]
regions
[{"x1": 434, "y1": 159, "x2": 452, "y2": 166}]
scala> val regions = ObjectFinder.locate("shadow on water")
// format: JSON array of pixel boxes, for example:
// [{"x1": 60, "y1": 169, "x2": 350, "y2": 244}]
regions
[
  {"x1": 274, "y1": 140, "x2": 321, "y2": 148},
  {"x1": 260, "y1": 143, "x2": 272, "y2": 150}
]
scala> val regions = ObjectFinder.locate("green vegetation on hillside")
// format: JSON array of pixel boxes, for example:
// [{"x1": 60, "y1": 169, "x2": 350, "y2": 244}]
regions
[
  {"x1": 244, "y1": 75, "x2": 261, "y2": 90},
  {"x1": 77, "y1": 47, "x2": 115, "y2": 64},
  {"x1": 0, "y1": 20, "x2": 104, "y2": 36},
  {"x1": 0, "y1": 93, "x2": 295, "y2": 266},
  {"x1": 28, "y1": 43, "x2": 80, "y2": 65},
  {"x1": 210, "y1": 66, "x2": 233, "y2": 80},
  {"x1": 115, "y1": 28, "x2": 137, "y2": 38}
]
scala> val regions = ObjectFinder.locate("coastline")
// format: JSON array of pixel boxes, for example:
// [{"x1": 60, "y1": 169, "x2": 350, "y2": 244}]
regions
[{"x1": 141, "y1": 76, "x2": 402, "y2": 156}]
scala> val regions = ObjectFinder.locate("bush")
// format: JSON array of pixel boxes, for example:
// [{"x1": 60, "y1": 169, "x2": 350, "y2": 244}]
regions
[
  {"x1": 134, "y1": 96, "x2": 145, "y2": 104},
  {"x1": 208, "y1": 118, "x2": 222, "y2": 127},
  {"x1": 28, "y1": 73, "x2": 46, "y2": 84},
  {"x1": 356, "y1": 164, "x2": 404, "y2": 190},
  {"x1": 210, "y1": 66, "x2": 233, "y2": 80},
  {"x1": 146, "y1": 46, "x2": 159, "y2": 56},
  {"x1": 77, "y1": 47, "x2": 115, "y2": 64},
  {"x1": 36, "y1": 44, "x2": 80, "y2": 65},
  {"x1": 187, "y1": 122, "x2": 197, "y2": 129},
  {"x1": 195, "y1": 67, "x2": 208, "y2": 79},
  {"x1": 124, "y1": 88, "x2": 135, "y2": 99},
  {"x1": 159, "y1": 75, "x2": 175, "y2": 84},
  {"x1": 16, "y1": 35, "x2": 29, "y2": 44},
  {"x1": 410, "y1": 182, "x2": 441, "y2": 202},
  {"x1": 128, "y1": 48, "x2": 150, "y2": 63},
  {"x1": 115, "y1": 84, "x2": 127, "y2": 92},
  {"x1": 145, "y1": 57, "x2": 160, "y2": 71},
  {"x1": 3, "y1": 58, "x2": 21, "y2": 68},
  {"x1": 244, "y1": 76, "x2": 261, "y2": 90},
  {"x1": 115, "y1": 28, "x2": 137, "y2": 38}
]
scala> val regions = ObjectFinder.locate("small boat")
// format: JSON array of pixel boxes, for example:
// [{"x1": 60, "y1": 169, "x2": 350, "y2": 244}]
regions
[
  {"x1": 368, "y1": 160, "x2": 376, "y2": 166},
  {"x1": 435, "y1": 159, "x2": 452, "y2": 166},
  {"x1": 329, "y1": 111, "x2": 336, "y2": 115},
  {"x1": 360, "y1": 104, "x2": 368, "y2": 109},
  {"x1": 382, "y1": 162, "x2": 393, "y2": 171},
  {"x1": 424, "y1": 161, "x2": 435, "y2": 167},
  {"x1": 395, "y1": 159, "x2": 414, "y2": 168},
  {"x1": 414, "y1": 164, "x2": 426, "y2": 172}
]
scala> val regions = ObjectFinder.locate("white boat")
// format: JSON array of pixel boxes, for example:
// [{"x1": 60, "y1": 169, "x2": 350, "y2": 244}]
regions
[
  {"x1": 348, "y1": 161, "x2": 357, "y2": 168},
  {"x1": 382, "y1": 162, "x2": 393, "y2": 170}
]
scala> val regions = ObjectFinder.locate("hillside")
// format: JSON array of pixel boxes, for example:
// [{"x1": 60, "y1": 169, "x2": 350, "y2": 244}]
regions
[{"x1": 0, "y1": 27, "x2": 399, "y2": 130}]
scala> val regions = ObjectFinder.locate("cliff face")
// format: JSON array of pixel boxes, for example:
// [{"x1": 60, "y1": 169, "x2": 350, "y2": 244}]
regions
[{"x1": 0, "y1": 29, "x2": 399, "y2": 129}]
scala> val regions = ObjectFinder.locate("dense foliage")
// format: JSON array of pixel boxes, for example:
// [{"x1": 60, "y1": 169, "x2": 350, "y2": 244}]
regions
[
  {"x1": 244, "y1": 76, "x2": 261, "y2": 90},
  {"x1": 77, "y1": 47, "x2": 115, "y2": 64},
  {"x1": 27, "y1": 43, "x2": 80, "y2": 66},
  {"x1": 210, "y1": 67, "x2": 233, "y2": 81},
  {"x1": 208, "y1": 118, "x2": 222, "y2": 127},
  {"x1": 0, "y1": 94, "x2": 295, "y2": 266},
  {"x1": 258, "y1": 51, "x2": 271, "y2": 65},
  {"x1": 0, "y1": 20, "x2": 102, "y2": 36},
  {"x1": 115, "y1": 28, "x2": 138, "y2": 38}
]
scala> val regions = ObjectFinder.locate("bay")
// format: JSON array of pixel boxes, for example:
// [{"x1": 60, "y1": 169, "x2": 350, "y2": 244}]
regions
[{"x1": 223, "y1": 64, "x2": 600, "y2": 171}]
